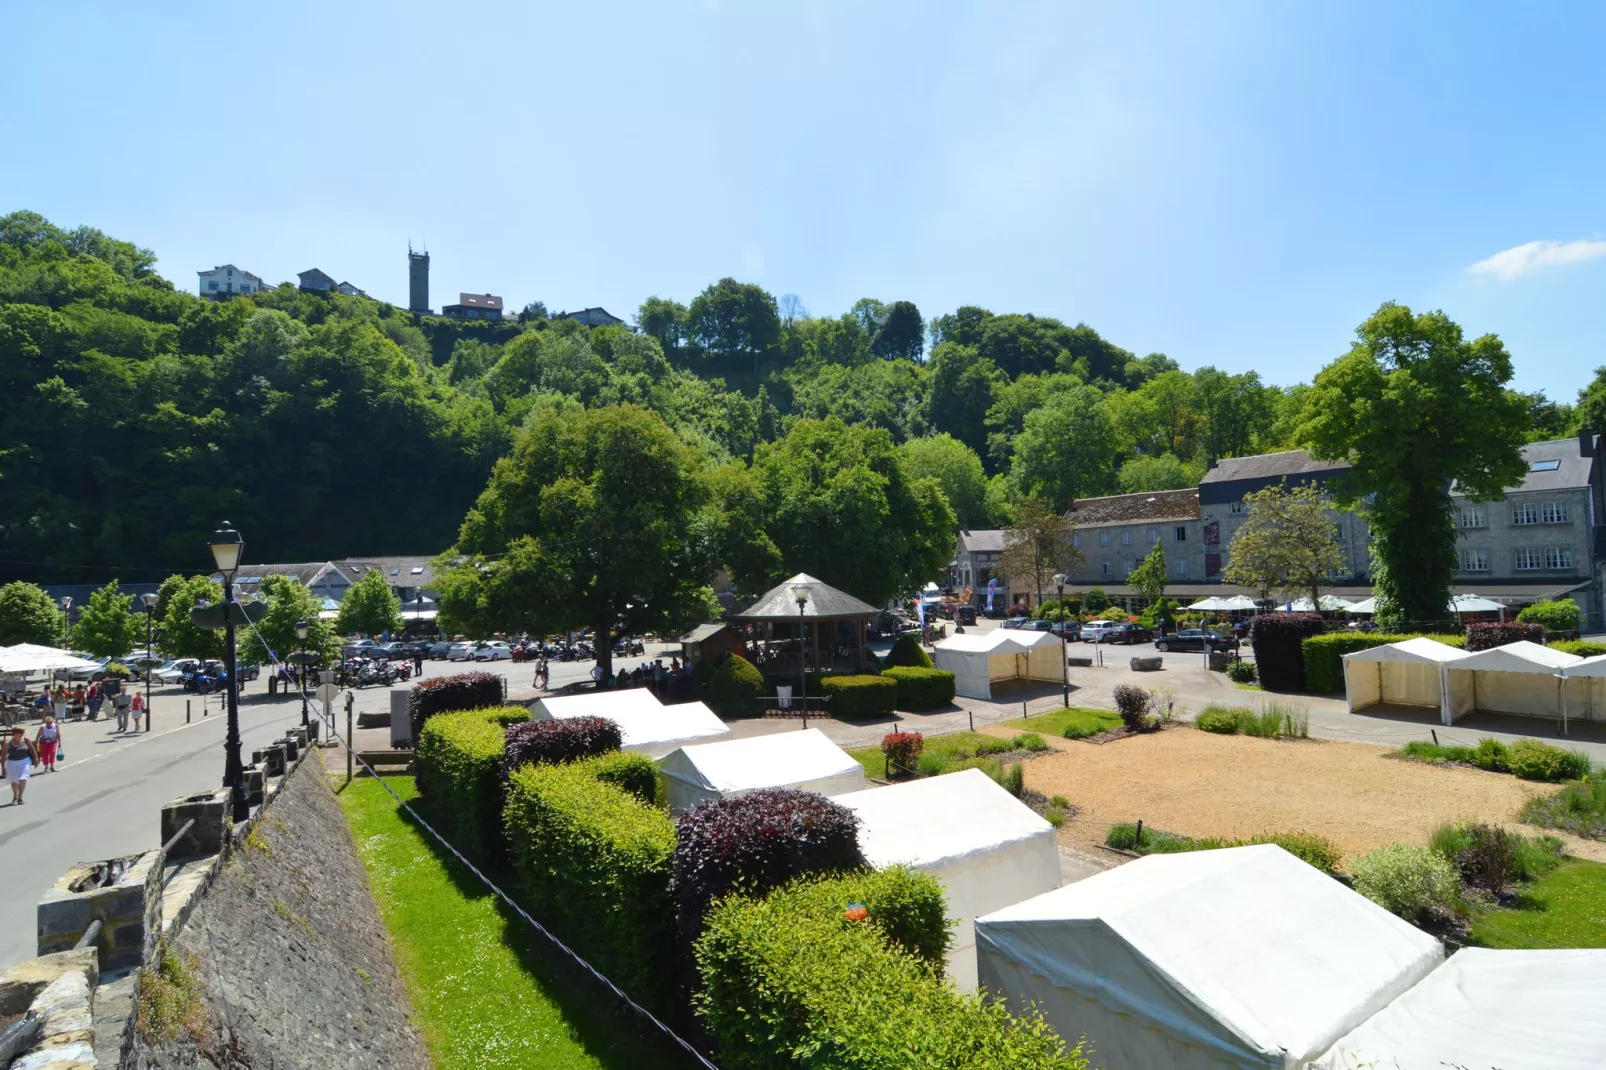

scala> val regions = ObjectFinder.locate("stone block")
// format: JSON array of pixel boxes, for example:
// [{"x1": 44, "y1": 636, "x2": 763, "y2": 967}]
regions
[
  {"x1": 1065, "y1": 656, "x2": 1094, "y2": 668},
  {"x1": 36, "y1": 851, "x2": 162, "y2": 972},
  {"x1": 244, "y1": 765, "x2": 264, "y2": 805},
  {"x1": 356, "y1": 710, "x2": 390, "y2": 729},
  {"x1": 160, "y1": 789, "x2": 228, "y2": 859},
  {"x1": 1130, "y1": 656, "x2": 1163, "y2": 672},
  {"x1": 288, "y1": 725, "x2": 308, "y2": 750},
  {"x1": 306, "y1": 718, "x2": 320, "y2": 742},
  {"x1": 280, "y1": 737, "x2": 299, "y2": 763},
  {"x1": 0, "y1": 951, "x2": 98, "y2": 1017},
  {"x1": 1207, "y1": 651, "x2": 1231, "y2": 672},
  {"x1": 260, "y1": 743, "x2": 286, "y2": 777}
]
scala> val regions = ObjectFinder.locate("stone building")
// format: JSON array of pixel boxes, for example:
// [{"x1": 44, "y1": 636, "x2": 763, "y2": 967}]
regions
[{"x1": 1199, "y1": 449, "x2": 1372, "y2": 582}]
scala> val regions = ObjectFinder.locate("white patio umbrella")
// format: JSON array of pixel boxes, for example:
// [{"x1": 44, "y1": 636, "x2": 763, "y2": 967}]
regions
[
  {"x1": 1448, "y1": 594, "x2": 1505, "y2": 614},
  {"x1": 1281, "y1": 596, "x2": 1354, "y2": 612},
  {"x1": 1345, "y1": 597, "x2": 1378, "y2": 615},
  {"x1": 1185, "y1": 597, "x2": 1242, "y2": 611},
  {"x1": 0, "y1": 644, "x2": 99, "y2": 673}
]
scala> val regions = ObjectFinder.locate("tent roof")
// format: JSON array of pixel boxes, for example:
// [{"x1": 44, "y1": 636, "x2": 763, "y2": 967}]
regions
[
  {"x1": 657, "y1": 729, "x2": 858, "y2": 795},
  {"x1": 1451, "y1": 640, "x2": 1581, "y2": 674},
  {"x1": 1280, "y1": 595, "x2": 1354, "y2": 611},
  {"x1": 0, "y1": 644, "x2": 100, "y2": 673},
  {"x1": 1563, "y1": 651, "x2": 1606, "y2": 678},
  {"x1": 832, "y1": 768, "x2": 1054, "y2": 869},
  {"x1": 1342, "y1": 637, "x2": 1469, "y2": 665},
  {"x1": 539, "y1": 695, "x2": 729, "y2": 754},
  {"x1": 1315, "y1": 948, "x2": 1606, "y2": 1070},
  {"x1": 1186, "y1": 596, "x2": 1256, "y2": 611},
  {"x1": 729, "y1": 573, "x2": 879, "y2": 621},
  {"x1": 1344, "y1": 597, "x2": 1378, "y2": 614},
  {"x1": 978, "y1": 845, "x2": 1443, "y2": 1063},
  {"x1": 536, "y1": 688, "x2": 664, "y2": 720},
  {"x1": 935, "y1": 629, "x2": 1060, "y2": 656}
]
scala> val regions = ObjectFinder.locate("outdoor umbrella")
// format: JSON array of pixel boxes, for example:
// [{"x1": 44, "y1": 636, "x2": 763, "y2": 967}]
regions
[{"x1": 0, "y1": 644, "x2": 99, "y2": 673}]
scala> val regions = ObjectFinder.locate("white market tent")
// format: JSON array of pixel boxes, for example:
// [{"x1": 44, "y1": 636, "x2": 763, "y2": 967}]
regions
[
  {"x1": 931, "y1": 630, "x2": 1063, "y2": 701},
  {"x1": 1549, "y1": 651, "x2": 1606, "y2": 727},
  {"x1": 531, "y1": 690, "x2": 731, "y2": 757},
  {"x1": 1280, "y1": 595, "x2": 1354, "y2": 612},
  {"x1": 1342, "y1": 638, "x2": 1472, "y2": 725},
  {"x1": 1185, "y1": 595, "x2": 1256, "y2": 612},
  {"x1": 0, "y1": 645, "x2": 99, "y2": 673},
  {"x1": 657, "y1": 728, "x2": 864, "y2": 814},
  {"x1": 1313, "y1": 948, "x2": 1606, "y2": 1070},
  {"x1": 1445, "y1": 641, "x2": 1583, "y2": 728},
  {"x1": 831, "y1": 769, "x2": 1061, "y2": 992},
  {"x1": 975, "y1": 845, "x2": 1443, "y2": 1070}
]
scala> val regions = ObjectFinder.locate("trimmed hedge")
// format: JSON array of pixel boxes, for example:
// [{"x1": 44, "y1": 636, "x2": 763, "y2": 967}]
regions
[
  {"x1": 504, "y1": 760, "x2": 679, "y2": 1009},
  {"x1": 501, "y1": 716, "x2": 621, "y2": 778},
  {"x1": 1249, "y1": 613, "x2": 1325, "y2": 692},
  {"x1": 1550, "y1": 639, "x2": 1606, "y2": 657},
  {"x1": 885, "y1": 632, "x2": 935, "y2": 669},
  {"x1": 818, "y1": 674, "x2": 897, "y2": 718},
  {"x1": 1301, "y1": 632, "x2": 1465, "y2": 694},
  {"x1": 1515, "y1": 597, "x2": 1582, "y2": 632},
  {"x1": 1464, "y1": 621, "x2": 1543, "y2": 652},
  {"x1": 578, "y1": 751, "x2": 659, "y2": 805},
  {"x1": 1105, "y1": 824, "x2": 1342, "y2": 875},
  {"x1": 414, "y1": 706, "x2": 531, "y2": 861},
  {"x1": 708, "y1": 653, "x2": 764, "y2": 719},
  {"x1": 881, "y1": 666, "x2": 957, "y2": 710},
  {"x1": 695, "y1": 869, "x2": 1088, "y2": 1069},
  {"x1": 408, "y1": 670, "x2": 504, "y2": 742}
]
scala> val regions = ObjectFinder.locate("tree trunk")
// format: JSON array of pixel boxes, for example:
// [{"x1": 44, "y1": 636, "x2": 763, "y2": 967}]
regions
[{"x1": 594, "y1": 614, "x2": 613, "y2": 684}]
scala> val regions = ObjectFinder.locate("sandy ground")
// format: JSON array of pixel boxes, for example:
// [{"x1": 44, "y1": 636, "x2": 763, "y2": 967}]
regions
[{"x1": 983, "y1": 724, "x2": 1606, "y2": 865}]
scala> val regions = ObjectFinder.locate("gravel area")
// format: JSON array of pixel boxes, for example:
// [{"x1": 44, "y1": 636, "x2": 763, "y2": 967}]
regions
[{"x1": 1003, "y1": 726, "x2": 1606, "y2": 865}]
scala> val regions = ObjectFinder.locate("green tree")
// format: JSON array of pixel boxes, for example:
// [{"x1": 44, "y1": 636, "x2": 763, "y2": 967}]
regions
[
  {"x1": 1574, "y1": 367, "x2": 1606, "y2": 436},
  {"x1": 997, "y1": 498, "x2": 1083, "y2": 606},
  {"x1": 686, "y1": 278, "x2": 781, "y2": 380},
  {"x1": 636, "y1": 296, "x2": 688, "y2": 362},
  {"x1": 336, "y1": 568, "x2": 403, "y2": 636},
  {"x1": 439, "y1": 404, "x2": 716, "y2": 678},
  {"x1": 750, "y1": 417, "x2": 955, "y2": 605},
  {"x1": 242, "y1": 575, "x2": 339, "y2": 667},
  {"x1": 871, "y1": 300, "x2": 924, "y2": 361},
  {"x1": 1010, "y1": 386, "x2": 1116, "y2": 510},
  {"x1": 1220, "y1": 483, "x2": 1344, "y2": 607},
  {"x1": 1128, "y1": 538, "x2": 1168, "y2": 601},
  {"x1": 899, "y1": 434, "x2": 989, "y2": 529},
  {"x1": 1117, "y1": 454, "x2": 1202, "y2": 493},
  {"x1": 922, "y1": 342, "x2": 999, "y2": 462},
  {"x1": 0, "y1": 582, "x2": 63, "y2": 646},
  {"x1": 155, "y1": 574, "x2": 223, "y2": 661},
  {"x1": 70, "y1": 580, "x2": 141, "y2": 658},
  {"x1": 1298, "y1": 303, "x2": 1528, "y2": 622}
]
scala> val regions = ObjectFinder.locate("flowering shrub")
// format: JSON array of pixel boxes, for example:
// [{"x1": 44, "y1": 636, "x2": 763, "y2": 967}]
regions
[
  {"x1": 1350, "y1": 842, "x2": 1461, "y2": 922},
  {"x1": 880, "y1": 730, "x2": 925, "y2": 776},
  {"x1": 1464, "y1": 621, "x2": 1543, "y2": 652}
]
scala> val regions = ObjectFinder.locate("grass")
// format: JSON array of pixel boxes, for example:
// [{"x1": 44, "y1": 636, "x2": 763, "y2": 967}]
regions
[
  {"x1": 1105, "y1": 823, "x2": 1341, "y2": 874},
  {"x1": 1396, "y1": 738, "x2": 1594, "y2": 785},
  {"x1": 1521, "y1": 776, "x2": 1606, "y2": 838},
  {"x1": 1193, "y1": 703, "x2": 1309, "y2": 739},
  {"x1": 997, "y1": 706, "x2": 1122, "y2": 739},
  {"x1": 338, "y1": 776, "x2": 697, "y2": 1070},
  {"x1": 1468, "y1": 860, "x2": 1606, "y2": 949},
  {"x1": 848, "y1": 729, "x2": 1001, "y2": 779}
]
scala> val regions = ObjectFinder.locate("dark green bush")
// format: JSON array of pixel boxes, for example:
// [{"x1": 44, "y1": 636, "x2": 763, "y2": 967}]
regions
[
  {"x1": 1195, "y1": 705, "x2": 1253, "y2": 734},
  {"x1": 408, "y1": 671, "x2": 505, "y2": 743},
  {"x1": 707, "y1": 653, "x2": 764, "y2": 719},
  {"x1": 885, "y1": 632, "x2": 935, "y2": 669},
  {"x1": 414, "y1": 706, "x2": 531, "y2": 861},
  {"x1": 881, "y1": 666, "x2": 956, "y2": 710},
  {"x1": 1083, "y1": 588, "x2": 1110, "y2": 613},
  {"x1": 1250, "y1": 613, "x2": 1325, "y2": 692},
  {"x1": 694, "y1": 869, "x2": 1087, "y2": 1070},
  {"x1": 1225, "y1": 658, "x2": 1257, "y2": 684},
  {"x1": 1506, "y1": 739, "x2": 1593, "y2": 782},
  {"x1": 1429, "y1": 821, "x2": 1517, "y2": 894},
  {"x1": 503, "y1": 761, "x2": 678, "y2": 1009},
  {"x1": 1300, "y1": 632, "x2": 1465, "y2": 694},
  {"x1": 818, "y1": 674, "x2": 897, "y2": 718}
]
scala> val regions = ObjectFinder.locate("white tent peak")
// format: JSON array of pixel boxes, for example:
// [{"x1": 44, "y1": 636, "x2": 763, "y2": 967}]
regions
[
  {"x1": 657, "y1": 729, "x2": 863, "y2": 813},
  {"x1": 532, "y1": 691, "x2": 730, "y2": 757},
  {"x1": 1342, "y1": 637, "x2": 1467, "y2": 664},
  {"x1": 1452, "y1": 640, "x2": 1581, "y2": 673}
]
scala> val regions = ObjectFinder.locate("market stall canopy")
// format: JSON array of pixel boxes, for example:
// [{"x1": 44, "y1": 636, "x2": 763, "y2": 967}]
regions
[
  {"x1": 730, "y1": 573, "x2": 879, "y2": 620},
  {"x1": 1342, "y1": 638, "x2": 1471, "y2": 722},
  {"x1": 1451, "y1": 640, "x2": 1580, "y2": 675},
  {"x1": 1444, "y1": 641, "x2": 1584, "y2": 728},
  {"x1": 1449, "y1": 594, "x2": 1506, "y2": 613},
  {"x1": 1344, "y1": 597, "x2": 1378, "y2": 614},
  {"x1": 832, "y1": 769, "x2": 1060, "y2": 992},
  {"x1": 1280, "y1": 595, "x2": 1354, "y2": 611},
  {"x1": 931, "y1": 629, "x2": 1064, "y2": 701},
  {"x1": 1313, "y1": 948, "x2": 1606, "y2": 1070},
  {"x1": 1185, "y1": 595, "x2": 1257, "y2": 611},
  {"x1": 657, "y1": 729, "x2": 864, "y2": 814},
  {"x1": 0, "y1": 645, "x2": 100, "y2": 673},
  {"x1": 532, "y1": 690, "x2": 732, "y2": 757}
]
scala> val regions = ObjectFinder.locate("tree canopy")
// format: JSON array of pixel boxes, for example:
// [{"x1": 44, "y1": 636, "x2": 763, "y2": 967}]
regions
[
  {"x1": 1220, "y1": 483, "x2": 1345, "y2": 607},
  {"x1": 69, "y1": 580, "x2": 141, "y2": 657},
  {"x1": 0, "y1": 582, "x2": 62, "y2": 646},
  {"x1": 336, "y1": 568, "x2": 403, "y2": 637}
]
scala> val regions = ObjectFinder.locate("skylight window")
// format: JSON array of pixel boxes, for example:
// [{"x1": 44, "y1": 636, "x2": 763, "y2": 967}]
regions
[
  {"x1": 410, "y1": 566, "x2": 424, "y2": 574},
  {"x1": 391, "y1": 568, "x2": 400, "y2": 575},
  {"x1": 1530, "y1": 459, "x2": 1561, "y2": 472}
]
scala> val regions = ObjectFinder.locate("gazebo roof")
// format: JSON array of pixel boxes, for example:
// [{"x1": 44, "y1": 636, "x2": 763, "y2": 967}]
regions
[{"x1": 731, "y1": 573, "x2": 880, "y2": 621}]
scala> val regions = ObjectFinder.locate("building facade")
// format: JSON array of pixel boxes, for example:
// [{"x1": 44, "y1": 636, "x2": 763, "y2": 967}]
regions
[
  {"x1": 197, "y1": 264, "x2": 264, "y2": 299},
  {"x1": 297, "y1": 268, "x2": 336, "y2": 293},
  {"x1": 442, "y1": 292, "x2": 504, "y2": 321},
  {"x1": 1198, "y1": 450, "x2": 1372, "y2": 582},
  {"x1": 555, "y1": 307, "x2": 626, "y2": 328},
  {"x1": 408, "y1": 245, "x2": 430, "y2": 313}
]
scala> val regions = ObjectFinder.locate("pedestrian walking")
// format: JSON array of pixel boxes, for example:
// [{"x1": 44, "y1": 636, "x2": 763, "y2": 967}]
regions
[
  {"x1": 131, "y1": 692, "x2": 145, "y2": 730},
  {"x1": 85, "y1": 681, "x2": 102, "y2": 722},
  {"x1": 34, "y1": 715, "x2": 60, "y2": 772},
  {"x1": 535, "y1": 657, "x2": 549, "y2": 691},
  {"x1": 6, "y1": 727, "x2": 37, "y2": 804},
  {"x1": 413, "y1": 648, "x2": 424, "y2": 677},
  {"x1": 113, "y1": 690, "x2": 132, "y2": 733},
  {"x1": 52, "y1": 686, "x2": 67, "y2": 724}
]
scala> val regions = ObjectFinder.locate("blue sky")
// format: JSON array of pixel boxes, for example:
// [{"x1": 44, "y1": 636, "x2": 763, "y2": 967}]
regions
[{"x1": 5, "y1": 2, "x2": 1604, "y2": 399}]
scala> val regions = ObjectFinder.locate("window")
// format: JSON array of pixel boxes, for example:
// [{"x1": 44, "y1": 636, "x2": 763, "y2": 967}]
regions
[
  {"x1": 1335, "y1": 524, "x2": 1346, "y2": 541},
  {"x1": 1459, "y1": 507, "x2": 1486, "y2": 529},
  {"x1": 1123, "y1": 560, "x2": 1136, "y2": 576},
  {"x1": 1120, "y1": 530, "x2": 1133, "y2": 546},
  {"x1": 1513, "y1": 504, "x2": 1539, "y2": 526},
  {"x1": 1515, "y1": 548, "x2": 1543, "y2": 571},
  {"x1": 1101, "y1": 562, "x2": 1112, "y2": 577},
  {"x1": 1546, "y1": 547, "x2": 1574, "y2": 569},
  {"x1": 1175, "y1": 526, "x2": 1187, "y2": 542},
  {"x1": 1460, "y1": 549, "x2": 1489, "y2": 571},
  {"x1": 1530, "y1": 459, "x2": 1561, "y2": 472},
  {"x1": 1542, "y1": 501, "x2": 1568, "y2": 524},
  {"x1": 1098, "y1": 532, "x2": 1111, "y2": 547},
  {"x1": 411, "y1": 566, "x2": 424, "y2": 574},
  {"x1": 1143, "y1": 527, "x2": 1157, "y2": 544},
  {"x1": 1176, "y1": 558, "x2": 1189, "y2": 575},
  {"x1": 1071, "y1": 534, "x2": 1081, "y2": 549},
  {"x1": 1229, "y1": 501, "x2": 1245, "y2": 515},
  {"x1": 207, "y1": 280, "x2": 218, "y2": 291}
]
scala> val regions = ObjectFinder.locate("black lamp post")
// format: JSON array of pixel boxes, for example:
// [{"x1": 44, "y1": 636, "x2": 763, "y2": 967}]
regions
[
  {"x1": 140, "y1": 593, "x2": 158, "y2": 732},
  {"x1": 1054, "y1": 572, "x2": 1069, "y2": 708},
  {"x1": 295, "y1": 619, "x2": 310, "y2": 730},
  {"x1": 209, "y1": 522, "x2": 249, "y2": 822},
  {"x1": 791, "y1": 582, "x2": 810, "y2": 714}
]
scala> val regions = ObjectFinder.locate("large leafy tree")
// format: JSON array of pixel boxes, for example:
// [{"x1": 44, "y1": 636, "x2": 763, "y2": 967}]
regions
[
  {"x1": 438, "y1": 404, "x2": 716, "y2": 678},
  {"x1": 899, "y1": 434, "x2": 989, "y2": 530},
  {"x1": 1298, "y1": 303, "x2": 1528, "y2": 622},
  {"x1": 0, "y1": 582, "x2": 63, "y2": 646},
  {"x1": 997, "y1": 498, "x2": 1083, "y2": 605},
  {"x1": 1128, "y1": 538, "x2": 1168, "y2": 602},
  {"x1": 242, "y1": 575, "x2": 339, "y2": 667},
  {"x1": 1221, "y1": 483, "x2": 1345, "y2": 607},
  {"x1": 70, "y1": 580, "x2": 141, "y2": 658},
  {"x1": 686, "y1": 278, "x2": 781, "y2": 380},
  {"x1": 922, "y1": 342, "x2": 998, "y2": 461},
  {"x1": 336, "y1": 568, "x2": 403, "y2": 637},
  {"x1": 155, "y1": 574, "x2": 223, "y2": 661},
  {"x1": 1010, "y1": 386, "x2": 1117, "y2": 510},
  {"x1": 750, "y1": 417, "x2": 955, "y2": 605},
  {"x1": 871, "y1": 300, "x2": 924, "y2": 361}
]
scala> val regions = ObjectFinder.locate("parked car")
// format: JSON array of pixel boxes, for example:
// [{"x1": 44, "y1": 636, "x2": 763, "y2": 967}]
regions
[
  {"x1": 419, "y1": 640, "x2": 453, "y2": 659},
  {"x1": 1020, "y1": 619, "x2": 1054, "y2": 632},
  {"x1": 1105, "y1": 623, "x2": 1154, "y2": 645},
  {"x1": 1079, "y1": 620, "x2": 1124, "y2": 642},
  {"x1": 954, "y1": 605, "x2": 977, "y2": 625},
  {"x1": 473, "y1": 640, "x2": 512, "y2": 662},
  {"x1": 1047, "y1": 621, "x2": 1079, "y2": 640},
  {"x1": 1154, "y1": 629, "x2": 1234, "y2": 653},
  {"x1": 447, "y1": 642, "x2": 477, "y2": 661},
  {"x1": 153, "y1": 659, "x2": 202, "y2": 684},
  {"x1": 1001, "y1": 616, "x2": 1029, "y2": 630},
  {"x1": 370, "y1": 642, "x2": 411, "y2": 661},
  {"x1": 342, "y1": 639, "x2": 382, "y2": 658}
]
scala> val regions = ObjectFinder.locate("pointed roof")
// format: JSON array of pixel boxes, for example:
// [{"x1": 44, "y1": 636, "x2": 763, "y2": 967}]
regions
[{"x1": 730, "y1": 573, "x2": 879, "y2": 620}]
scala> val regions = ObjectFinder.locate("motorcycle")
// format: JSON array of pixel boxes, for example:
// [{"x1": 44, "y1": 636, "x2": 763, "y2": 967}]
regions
[
  {"x1": 389, "y1": 659, "x2": 413, "y2": 681},
  {"x1": 354, "y1": 660, "x2": 397, "y2": 688}
]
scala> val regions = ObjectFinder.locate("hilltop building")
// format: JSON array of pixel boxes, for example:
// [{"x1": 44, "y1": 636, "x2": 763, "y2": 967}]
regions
[
  {"x1": 555, "y1": 307, "x2": 625, "y2": 328},
  {"x1": 442, "y1": 292, "x2": 504, "y2": 321},
  {"x1": 408, "y1": 245, "x2": 429, "y2": 313},
  {"x1": 297, "y1": 268, "x2": 336, "y2": 293},
  {"x1": 197, "y1": 264, "x2": 264, "y2": 299}
]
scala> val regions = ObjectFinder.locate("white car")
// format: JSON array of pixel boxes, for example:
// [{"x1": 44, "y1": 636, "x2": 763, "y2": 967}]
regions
[
  {"x1": 446, "y1": 642, "x2": 477, "y2": 662},
  {"x1": 1079, "y1": 620, "x2": 1123, "y2": 642},
  {"x1": 472, "y1": 641, "x2": 512, "y2": 662},
  {"x1": 153, "y1": 659, "x2": 202, "y2": 683}
]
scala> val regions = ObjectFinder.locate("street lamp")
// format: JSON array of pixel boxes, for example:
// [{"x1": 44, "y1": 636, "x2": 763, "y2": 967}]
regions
[
  {"x1": 791, "y1": 582, "x2": 810, "y2": 716},
  {"x1": 295, "y1": 619, "x2": 310, "y2": 730},
  {"x1": 1053, "y1": 572, "x2": 1069, "y2": 709},
  {"x1": 209, "y1": 521, "x2": 249, "y2": 822},
  {"x1": 140, "y1": 593, "x2": 158, "y2": 732}
]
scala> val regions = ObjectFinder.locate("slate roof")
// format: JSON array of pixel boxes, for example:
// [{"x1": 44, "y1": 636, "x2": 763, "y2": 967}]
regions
[
  {"x1": 678, "y1": 622, "x2": 732, "y2": 643},
  {"x1": 332, "y1": 556, "x2": 439, "y2": 588},
  {"x1": 1199, "y1": 449, "x2": 1349, "y2": 485},
  {"x1": 956, "y1": 530, "x2": 1007, "y2": 553},
  {"x1": 1066, "y1": 488, "x2": 1199, "y2": 528},
  {"x1": 451, "y1": 292, "x2": 503, "y2": 311},
  {"x1": 1453, "y1": 435, "x2": 1596, "y2": 495},
  {"x1": 730, "y1": 573, "x2": 880, "y2": 620},
  {"x1": 226, "y1": 562, "x2": 344, "y2": 588}
]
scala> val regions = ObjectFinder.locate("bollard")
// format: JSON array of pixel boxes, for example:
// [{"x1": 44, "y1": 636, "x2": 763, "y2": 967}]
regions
[
  {"x1": 968, "y1": 709, "x2": 974, "y2": 731},
  {"x1": 1431, "y1": 729, "x2": 1439, "y2": 747},
  {"x1": 347, "y1": 699, "x2": 354, "y2": 784},
  {"x1": 1023, "y1": 699, "x2": 1028, "y2": 720},
  {"x1": 1136, "y1": 819, "x2": 1144, "y2": 849},
  {"x1": 186, "y1": 699, "x2": 191, "y2": 724}
]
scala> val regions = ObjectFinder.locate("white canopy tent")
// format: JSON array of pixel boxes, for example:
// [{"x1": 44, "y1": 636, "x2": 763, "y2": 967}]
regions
[
  {"x1": 1552, "y1": 651, "x2": 1606, "y2": 726},
  {"x1": 657, "y1": 728, "x2": 864, "y2": 814},
  {"x1": 931, "y1": 630, "x2": 1063, "y2": 701},
  {"x1": 1313, "y1": 948, "x2": 1606, "y2": 1070},
  {"x1": 0, "y1": 645, "x2": 99, "y2": 674},
  {"x1": 975, "y1": 845, "x2": 1443, "y2": 1070},
  {"x1": 531, "y1": 690, "x2": 731, "y2": 757},
  {"x1": 831, "y1": 769, "x2": 1061, "y2": 992},
  {"x1": 1185, "y1": 596, "x2": 1257, "y2": 612},
  {"x1": 1445, "y1": 641, "x2": 1583, "y2": 729},
  {"x1": 1342, "y1": 638, "x2": 1472, "y2": 725},
  {"x1": 1279, "y1": 595, "x2": 1354, "y2": 612}
]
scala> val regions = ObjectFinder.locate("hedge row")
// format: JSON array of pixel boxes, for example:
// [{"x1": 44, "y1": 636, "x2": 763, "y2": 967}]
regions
[
  {"x1": 414, "y1": 706, "x2": 531, "y2": 861},
  {"x1": 881, "y1": 666, "x2": 957, "y2": 710},
  {"x1": 1250, "y1": 613, "x2": 1325, "y2": 692},
  {"x1": 504, "y1": 760, "x2": 679, "y2": 1010},
  {"x1": 694, "y1": 869, "x2": 1087, "y2": 1069},
  {"x1": 885, "y1": 632, "x2": 935, "y2": 669},
  {"x1": 819, "y1": 673, "x2": 898, "y2": 718},
  {"x1": 1301, "y1": 633, "x2": 1465, "y2": 694},
  {"x1": 1550, "y1": 639, "x2": 1606, "y2": 657},
  {"x1": 502, "y1": 715, "x2": 621, "y2": 776},
  {"x1": 1464, "y1": 621, "x2": 1544, "y2": 652},
  {"x1": 408, "y1": 671, "x2": 504, "y2": 742}
]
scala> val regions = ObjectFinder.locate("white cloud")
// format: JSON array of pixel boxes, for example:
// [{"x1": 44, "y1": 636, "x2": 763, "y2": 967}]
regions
[{"x1": 1466, "y1": 238, "x2": 1606, "y2": 281}]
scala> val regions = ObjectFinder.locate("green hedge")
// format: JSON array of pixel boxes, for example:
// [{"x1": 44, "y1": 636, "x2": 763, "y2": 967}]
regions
[
  {"x1": 1550, "y1": 639, "x2": 1606, "y2": 657},
  {"x1": 881, "y1": 666, "x2": 957, "y2": 711},
  {"x1": 885, "y1": 633, "x2": 935, "y2": 669},
  {"x1": 1301, "y1": 633, "x2": 1466, "y2": 695},
  {"x1": 695, "y1": 869, "x2": 1087, "y2": 1070},
  {"x1": 504, "y1": 760, "x2": 678, "y2": 1009},
  {"x1": 578, "y1": 751, "x2": 659, "y2": 805},
  {"x1": 414, "y1": 706, "x2": 531, "y2": 862},
  {"x1": 819, "y1": 674, "x2": 898, "y2": 719}
]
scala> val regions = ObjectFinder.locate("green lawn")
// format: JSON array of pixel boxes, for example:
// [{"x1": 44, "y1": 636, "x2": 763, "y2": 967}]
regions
[
  {"x1": 996, "y1": 706, "x2": 1121, "y2": 739},
  {"x1": 338, "y1": 776, "x2": 697, "y2": 1070},
  {"x1": 847, "y1": 730, "x2": 1004, "y2": 779},
  {"x1": 1469, "y1": 859, "x2": 1606, "y2": 949}
]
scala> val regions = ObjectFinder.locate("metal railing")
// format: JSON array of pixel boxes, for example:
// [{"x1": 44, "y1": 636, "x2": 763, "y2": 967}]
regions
[{"x1": 162, "y1": 818, "x2": 196, "y2": 857}]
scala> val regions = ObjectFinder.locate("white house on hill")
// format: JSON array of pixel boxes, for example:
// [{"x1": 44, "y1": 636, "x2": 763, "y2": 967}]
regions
[{"x1": 197, "y1": 264, "x2": 264, "y2": 299}]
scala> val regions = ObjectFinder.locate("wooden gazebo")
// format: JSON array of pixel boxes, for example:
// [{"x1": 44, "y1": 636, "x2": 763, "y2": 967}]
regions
[{"x1": 729, "y1": 573, "x2": 879, "y2": 676}]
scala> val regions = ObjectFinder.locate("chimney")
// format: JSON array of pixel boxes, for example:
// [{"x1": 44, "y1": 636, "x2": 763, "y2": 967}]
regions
[
  {"x1": 1207, "y1": 459, "x2": 1219, "y2": 469},
  {"x1": 1580, "y1": 429, "x2": 1595, "y2": 458}
]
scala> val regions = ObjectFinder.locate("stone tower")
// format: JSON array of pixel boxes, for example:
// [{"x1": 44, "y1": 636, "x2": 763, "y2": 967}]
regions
[{"x1": 408, "y1": 244, "x2": 430, "y2": 313}]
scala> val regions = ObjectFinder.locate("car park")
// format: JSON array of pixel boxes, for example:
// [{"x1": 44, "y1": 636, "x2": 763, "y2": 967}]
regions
[
  {"x1": 447, "y1": 642, "x2": 476, "y2": 661},
  {"x1": 1047, "y1": 620, "x2": 1079, "y2": 640},
  {"x1": 473, "y1": 640, "x2": 512, "y2": 661},
  {"x1": 1079, "y1": 620, "x2": 1123, "y2": 642},
  {"x1": 1153, "y1": 629, "x2": 1234, "y2": 653},
  {"x1": 1105, "y1": 623, "x2": 1154, "y2": 645},
  {"x1": 420, "y1": 640, "x2": 453, "y2": 658},
  {"x1": 342, "y1": 639, "x2": 382, "y2": 658}
]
